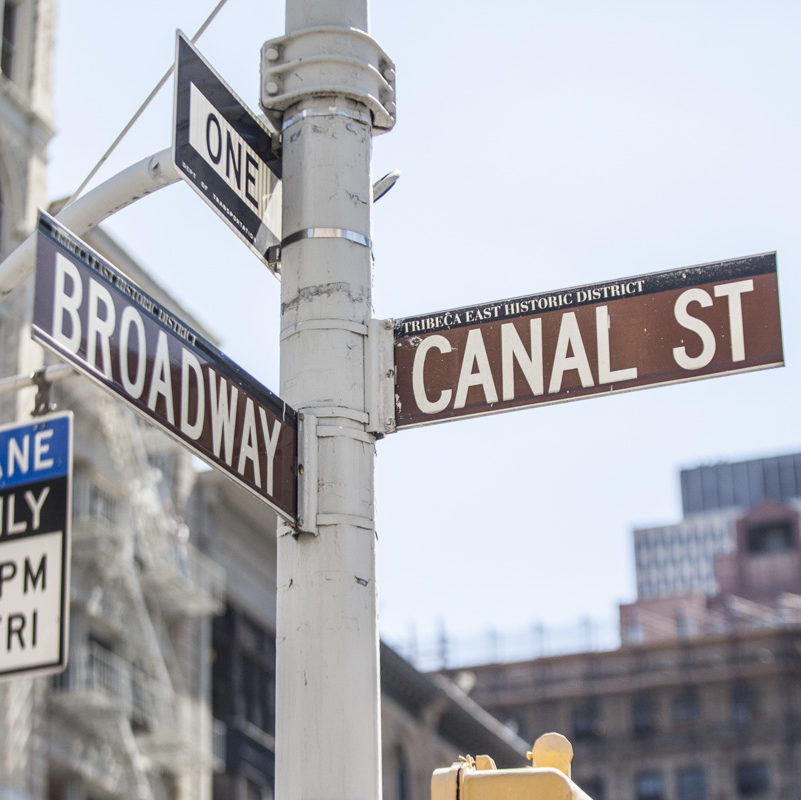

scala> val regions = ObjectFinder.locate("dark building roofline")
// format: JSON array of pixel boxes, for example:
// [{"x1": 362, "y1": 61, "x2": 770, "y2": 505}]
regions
[{"x1": 380, "y1": 641, "x2": 528, "y2": 768}]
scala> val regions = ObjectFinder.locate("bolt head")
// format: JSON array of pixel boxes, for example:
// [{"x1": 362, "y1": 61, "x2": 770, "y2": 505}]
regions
[{"x1": 265, "y1": 46, "x2": 280, "y2": 62}]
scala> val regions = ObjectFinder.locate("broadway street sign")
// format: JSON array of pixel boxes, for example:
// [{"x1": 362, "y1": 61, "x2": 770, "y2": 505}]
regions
[
  {"x1": 32, "y1": 213, "x2": 297, "y2": 521},
  {"x1": 0, "y1": 412, "x2": 71, "y2": 681},
  {"x1": 173, "y1": 31, "x2": 282, "y2": 274},
  {"x1": 394, "y1": 254, "x2": 783, "y2": 429}
]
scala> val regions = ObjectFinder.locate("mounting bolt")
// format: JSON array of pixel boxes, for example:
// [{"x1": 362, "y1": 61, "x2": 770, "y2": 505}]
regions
[
  {"x1": 265, "y1": 46, "x2": 280, "y2": 62},
  {"x1": 265, "y1": 80, "x2": 280, "y2": 95}
]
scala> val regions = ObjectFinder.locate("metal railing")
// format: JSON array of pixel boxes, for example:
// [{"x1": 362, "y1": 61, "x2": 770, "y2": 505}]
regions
[
  {"x1": 212, "y1": 718, "x2": 227, "y2": 770},
  {"x1": 52, "y1": 641, "x2": 171, "y2": 737},
  {"x1": 52, "y1": 641, "x2": 133, "y2": 714},
  {"x1": 141, "y1": 536, "x2": 226, "y2": 617},
  {"x1": 387, "y1": 618, "x2": 621, "y2": 671}
]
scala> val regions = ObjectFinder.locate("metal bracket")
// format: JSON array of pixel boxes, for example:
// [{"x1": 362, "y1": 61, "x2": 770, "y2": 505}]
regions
[
  {"x1": 31, "y1": 368, "x2": 57, "y2": 417},
  {"x1": 267, "y1": 245, "x2": 281, "y2": 273},
  {"x1": 296, "y1": 410, "x2": 379, "y2": 535},
  {"x1": 260, "y1": 26, "x2": 396, "y2": 134},
  {"x1": 365, "y1": 319, "x2": 396, "y2": 435},
  {"x1": 296, "y1": 412, "x2": 319, "y2": 536}
]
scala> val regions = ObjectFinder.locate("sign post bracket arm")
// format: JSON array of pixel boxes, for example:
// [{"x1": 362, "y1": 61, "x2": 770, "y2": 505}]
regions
[
  {"x1": 0, "y1": 148, "x2": 179, "y2": 299},
  {"x1": 296, "y1": 411, "x2": 318, "y2": 536},
  {"x1": 365, "y1": 317, "x2": 396, "y2": 435}
]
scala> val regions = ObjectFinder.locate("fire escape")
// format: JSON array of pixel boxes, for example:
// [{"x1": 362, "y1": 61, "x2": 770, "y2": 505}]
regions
[{"x1": 48, "y1": 377, "x2": 225, "y2": 798}]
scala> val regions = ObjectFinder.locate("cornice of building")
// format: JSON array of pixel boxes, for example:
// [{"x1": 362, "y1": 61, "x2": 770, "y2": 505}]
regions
[{"x1": 0, "y1": 75, "x2": 55, "y2": 146}]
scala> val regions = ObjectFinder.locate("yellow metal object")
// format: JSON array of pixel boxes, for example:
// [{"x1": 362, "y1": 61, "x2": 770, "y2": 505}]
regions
[
  {"x1": 431, "y1": 732, "x2": 594, "y2": 800},
  {"x1": 527, "y1": 732, "x2": 574, "y2": 777}
]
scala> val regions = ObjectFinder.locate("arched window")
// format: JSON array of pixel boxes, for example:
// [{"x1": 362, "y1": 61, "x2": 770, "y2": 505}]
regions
[{"x1": 1, "y1": 1, "x2": 19, "y2": 79}]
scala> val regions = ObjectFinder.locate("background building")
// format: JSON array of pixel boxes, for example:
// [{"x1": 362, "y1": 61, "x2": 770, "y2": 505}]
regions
[
  {"x1": 446, "y1": 623, "x2": 801, "y2": 800},
  {"x1": 622, "y1": 453, "x2": 801, "y2": 645},
  {"x1": 441, "y1": 452, "x2": 801, "y2": 800},
  {"x1": 680, "y1": 453, "x2": 801, "y2": 516},
  {"x1": 0, "y1": 0, "x2": 56, "y2": 424},
  {"x1": 632, "y1": 453, "x2": 801, "y2": 604}
]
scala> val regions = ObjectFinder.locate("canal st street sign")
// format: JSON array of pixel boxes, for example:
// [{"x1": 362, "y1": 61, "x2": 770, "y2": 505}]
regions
[
  {"x1": 173, "y1": 31, "x2": 282, "y2": 275},
  {"x1": 32, "y1": 213, "x2": 297, "y2": 522},
  {"x1": 0, "y1": 412, "x2": 71, "y2": 681},
  {"x1": 393, "y1": 254, "x2": 784, "y2": 429}
]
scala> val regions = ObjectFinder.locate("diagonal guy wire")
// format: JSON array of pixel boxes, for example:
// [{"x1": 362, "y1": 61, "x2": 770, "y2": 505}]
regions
[{"x1": 64, "y1": 0, "x2": 231, "y2": 208}]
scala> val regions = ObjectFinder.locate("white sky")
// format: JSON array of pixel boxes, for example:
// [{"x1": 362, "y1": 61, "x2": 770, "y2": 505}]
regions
[{"x1": 48, "y1": 0, "x2": 801, "y2": 656}]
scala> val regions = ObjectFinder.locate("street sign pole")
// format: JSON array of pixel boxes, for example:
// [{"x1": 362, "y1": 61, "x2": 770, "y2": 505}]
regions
[{"x1": 261, "y1": 0, "x2": 395, "y2": 796}]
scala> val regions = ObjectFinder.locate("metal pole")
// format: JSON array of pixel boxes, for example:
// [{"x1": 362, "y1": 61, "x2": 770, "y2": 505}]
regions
[
  {"x1": 0, "y1": 149, "x2": 179, "y2": 299},
  {"x1": 264, "y1": 0, "x2": 394, "y2": 796}
]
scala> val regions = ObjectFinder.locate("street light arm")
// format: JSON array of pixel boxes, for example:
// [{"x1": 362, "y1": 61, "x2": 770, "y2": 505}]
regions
[{"x1": 0, "y1": 148, "x2": 180, "y2": 298}]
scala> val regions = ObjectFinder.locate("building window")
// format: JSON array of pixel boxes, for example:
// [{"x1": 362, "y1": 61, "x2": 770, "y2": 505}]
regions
[
  {"x1": 634, "y1": 770, "x2": 664, "y2": 800},
  {"x1": 677, "y1": 766, "x2": 706, "y2": 800},
  {"x1": 732, "y1": 683, "x2": 760, "y2": 727},
  {"x1": 89, "y1": 483, "x2": 118, "y2": 523},
  {"x1": 213, "y1": 606, "x2": 276, "y2": 738},
  {"x1": 736, "y1": 761, "x2": 770, "y2": 796},
  {"x1": 242, "y1": 653, "x2": 275, "y2": 733},
  {"x1": 673, "y1": 686, "x2": 701, "y2": 727},
  {"x1": 245, "y1": 778, "x2": 272, "y2": 800},
  {"x1": 1, "y1": 1, "x2": 18, "y2": 79},
  {"x1": 632, "y1": 692, "x2": 659, "y2": 737},
  {"x1": 580, "y1": 776, "x2": 605, "y2": 800},
  {"x1": 74, "y1": 473, "x2": 121, "y2": 525},
  {"x1": 746, "y1": 521, "x2": 793, "y2": 554},
  {"x1": 572, "y1": 699, "x2": 604, "y2": 741}
]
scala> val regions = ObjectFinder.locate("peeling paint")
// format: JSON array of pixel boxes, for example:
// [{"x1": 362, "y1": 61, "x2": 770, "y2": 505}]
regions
[
  {"x1": 347, "y1": 190, "x2": 368, "y2": 207},
  {"x1": 282, "y1": 282, "x2": 368, "y2": 315}
]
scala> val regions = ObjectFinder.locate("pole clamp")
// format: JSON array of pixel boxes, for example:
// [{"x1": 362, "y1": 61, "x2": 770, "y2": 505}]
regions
[
  {"x1": 283, "y1": 227, "x2": 373, "y2": 250},
  {"x1": 31, "y1": 368, "x2": 58, "y2": 417},
  {"x1": 260, "y1": 26, "x2": 396, "y2": 134},
  {"x1": 365, "y1": 319, "x2": 396, "y2": 435},
  {"x1": 296, "y1": 411, "x2": 377, "y2": 537}
]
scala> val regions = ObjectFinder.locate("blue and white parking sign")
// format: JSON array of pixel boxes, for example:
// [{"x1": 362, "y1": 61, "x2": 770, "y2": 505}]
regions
[{"x1": 0, "y1": 412, "x2": 72, "y2": 680}]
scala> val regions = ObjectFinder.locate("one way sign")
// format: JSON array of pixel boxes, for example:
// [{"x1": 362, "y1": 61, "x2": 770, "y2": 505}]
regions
[
  {"x1": 173, "y1": 31, "x2": 282, "y2": 274},
  {"x1": 0, "y1": 412, "x2": 72, "y2": 681}
]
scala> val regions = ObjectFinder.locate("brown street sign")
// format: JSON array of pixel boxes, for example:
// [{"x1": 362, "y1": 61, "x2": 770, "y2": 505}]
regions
[
  {"x1": 394, "y1": 254, "x2": 783, "y2": 429},
  {"x1": 32, "y1": 213, "x2": 297, "y2": 521}
]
